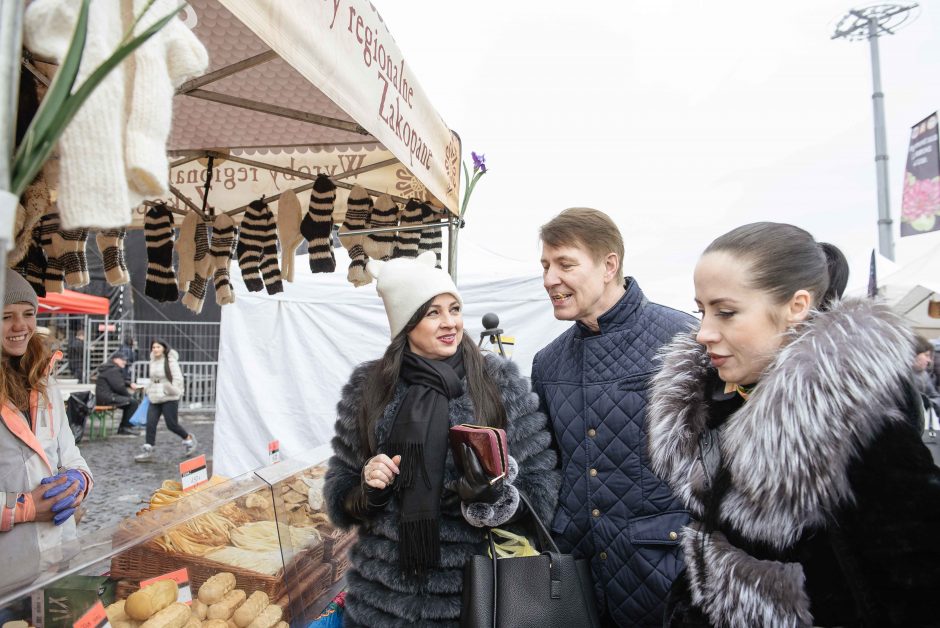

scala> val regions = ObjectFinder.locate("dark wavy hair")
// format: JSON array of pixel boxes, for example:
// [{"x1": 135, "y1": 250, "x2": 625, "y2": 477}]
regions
[
  {"x1": 357, "y1": 298, "x2": 507, "y2": 455},
  {"x1": 151, "y1": 338, "x2": 173, "y2": 381}
]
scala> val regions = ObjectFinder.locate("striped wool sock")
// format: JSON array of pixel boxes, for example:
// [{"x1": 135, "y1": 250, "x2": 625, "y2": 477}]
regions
[
  {"x1": 95, "y1": 228, "x2": 130, "y2": 286},
  {"x1": 301, "y1": 174, "x2": 337, "y2": 273},
  {"x1": 12, "y1": 227, "x2": 47, "y2": 297},
  {"x1": 392, "y1": 199, "x2": 422, "y2": 259},
  {"x1": 417, "y1": 203, "x2": 444, "y2": 268},
  {"x1": 176, "y1": 210, "x2": 199, "y2": 293},
  {"x1": 55, "y1": 228, "x2": 89, "y2": 288},
  {"x1": 211, "y1": 214, "x2": 238, "y2": 305},
  {"x1": 362, "y1": 194, "x2": 399, "y2": 262},
  {"x1": 238, "y1": 198, "x2": 283, "y2": 294},
  {"x1": 340, "y1": 185, "x2": 372, "y2": 287},
  {"x1": 37, "y1": 211, "x2": 64, "y2": 293},
  {"x1": 144, "y1": 202, "x2": 179, "y2": 302},
  {"x1": 276, "y1": 190, "x2": 304, "y2": 282},
  {"x1": 11, "y1": 169, "x2": 51, "y2": 267},
  {"x1": 181, "y1": 218, "x2": 211, "y2": 313}
]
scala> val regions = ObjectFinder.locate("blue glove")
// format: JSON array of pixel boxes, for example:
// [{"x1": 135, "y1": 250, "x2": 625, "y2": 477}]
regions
[
  {"x1": 41, "y1": 469, "x2": 86, "y2": 499},
  {"x1": 52, "y1": 507, "x2": 77, "y2": 526}
]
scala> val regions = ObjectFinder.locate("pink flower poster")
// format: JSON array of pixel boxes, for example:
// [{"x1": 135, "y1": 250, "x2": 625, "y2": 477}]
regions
[{"x1": 901, "y1": 112, "x2": 940, "y2": 237}]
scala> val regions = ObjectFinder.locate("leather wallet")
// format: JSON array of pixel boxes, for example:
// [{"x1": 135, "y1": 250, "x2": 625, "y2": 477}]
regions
[{"x1": 449, "y1": 424, "x2": 509, "y2": 482}]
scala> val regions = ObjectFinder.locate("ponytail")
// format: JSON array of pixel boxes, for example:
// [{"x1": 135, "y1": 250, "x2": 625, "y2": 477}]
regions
[{"x1": 818, "y1": 242, "x2": 849, "y2": 311}]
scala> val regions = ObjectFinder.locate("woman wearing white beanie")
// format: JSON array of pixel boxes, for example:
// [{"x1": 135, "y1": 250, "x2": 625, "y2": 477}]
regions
[{"x1": 323, "y1": 252, "x2": 560, "y2": 627}]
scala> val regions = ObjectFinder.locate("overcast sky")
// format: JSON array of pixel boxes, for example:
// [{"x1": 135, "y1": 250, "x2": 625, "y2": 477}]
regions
[{"x1": 373, "y1": 0, "x2": 940, "y2": 312}]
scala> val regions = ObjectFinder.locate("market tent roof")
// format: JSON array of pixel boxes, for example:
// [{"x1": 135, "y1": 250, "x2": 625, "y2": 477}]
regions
[
  {"x1": 38, "y1": 290, "x2": 109, "y2": 315},
  {"x1": 875, "y1": 243, "x2": 940, "y2": 335},
  {"x1": 145, "y1": 0, "x2": 460, "y2": 227}
]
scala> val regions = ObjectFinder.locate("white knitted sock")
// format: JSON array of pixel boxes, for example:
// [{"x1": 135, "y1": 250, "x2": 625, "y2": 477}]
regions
[
  {"x1": 340, "y1": 185, "x2": 372, "y2": 287},
  {"x1": 96, "y1": 228, "x2": 130, "y2": 286}
]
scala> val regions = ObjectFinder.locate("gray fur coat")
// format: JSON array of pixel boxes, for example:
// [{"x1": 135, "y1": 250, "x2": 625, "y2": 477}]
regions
[
  {"x1": 324, "y1": 353, "x2": 560, "y2": 628},
  {"x1": 647, "y1": 298, "x2": 940, "y2": 627}
]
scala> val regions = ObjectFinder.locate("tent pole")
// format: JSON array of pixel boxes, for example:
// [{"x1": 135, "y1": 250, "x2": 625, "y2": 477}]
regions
[
  {"x1": 448, "y1": 216, "x2": 459, "y2": 281},
  {"x1": 0, "y1": 2, "x2": 24, "y2": 312}
]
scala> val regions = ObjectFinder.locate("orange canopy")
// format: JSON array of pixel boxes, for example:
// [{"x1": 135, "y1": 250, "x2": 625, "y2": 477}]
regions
[{"x1": 38, "y1": 290, "x2": 109, "y2": 315}]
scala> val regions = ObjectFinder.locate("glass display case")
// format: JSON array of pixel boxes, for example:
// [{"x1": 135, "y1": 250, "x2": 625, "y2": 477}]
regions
[{"x1": 0, "y1": 446, "x2": 352, "y2": 628}]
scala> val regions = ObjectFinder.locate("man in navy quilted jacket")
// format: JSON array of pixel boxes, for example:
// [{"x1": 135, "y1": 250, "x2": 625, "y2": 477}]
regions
[{"x1": 531, "y1": 208, "x2": 694, "y2": 627}]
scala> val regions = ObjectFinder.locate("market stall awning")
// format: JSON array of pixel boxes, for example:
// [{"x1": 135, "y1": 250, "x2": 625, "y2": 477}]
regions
[
  {"x1": 38, "y1": 290, "x2": 109, "y2": 315},
  {"x1": 143, "y1": 0, "x2": 461, "y2": 227}
]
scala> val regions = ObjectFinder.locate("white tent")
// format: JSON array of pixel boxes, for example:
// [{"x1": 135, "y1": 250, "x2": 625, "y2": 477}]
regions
[
  {"x1": 876, "y1": 244, "x2": 940, "y2": 337},
  {"x1": 212, "y1": 244, "x2": 568, "y2": 477}
]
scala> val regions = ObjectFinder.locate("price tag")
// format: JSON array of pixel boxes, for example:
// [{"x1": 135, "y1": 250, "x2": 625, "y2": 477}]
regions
[
  {"x1": 141, "y1": 568, "x2": 192, "y2": 604},
  {"x1": 179, "y1": 455, "x2": 208, "y2": 492},
  {"x1": 268, "y1": 440, "x2": 281, "y2": 464},
  {"x1": 73, "y1": 601, "x2": 109, "y2": 628}
]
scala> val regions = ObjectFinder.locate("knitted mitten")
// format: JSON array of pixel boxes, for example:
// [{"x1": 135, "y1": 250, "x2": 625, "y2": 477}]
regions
[
  {"x1": 37, "y1": 211, "x2": 64, "y2": 293},
  {"x1": 211, "y1": 214, "x2": 237, "y2": 306},
  {"x1": 237, "y1": 198, "x2": 283, "y2": 294},
  {"x1": 417, "y1": 203, "x2": 443, "y2": 268},
  {"x1": 12, "y1": 228, "x2": 47, "y2": 297},
  {"x1": 276, "y1": 190, "x2": 304, "y2": 282},
  {"x1": 144, "y1": 202, "x2": 179, "y2": 302},
  {"x1": 55, "y1": 228, "x2": 90, "y2": 288},
  {"x1": 392, "y1": 199, "x2": 423, "y2": 259},
  {"x1": 176, "y1": 210, "x2": 198, "y2": 293},
  {"x1": 300, "y1": 174, "x2": 337, "y2": 273},
  {"x1": 181, "y1": 218, "x2": 210, "y2": 313},
  {"x1": 339, "y1": 185, "x2": 372, "y2": 287},
  {"x1": 362, "y1": 194, "x2": 399, "y2": 262},
  {"x1": 95, "y1": 228, "x2": 130, "y2": 286}
]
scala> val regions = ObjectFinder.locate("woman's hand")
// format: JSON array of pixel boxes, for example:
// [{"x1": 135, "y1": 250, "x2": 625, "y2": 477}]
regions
[
  {"x1": 31, "y1": 475, "x2": 81, "y2": 524},
  {"x1": 362, "y1": 454, "x2": 401, "y2": 490},
  {"x1": 456, "y1": 444, "x2": 502, "y2": 504}
]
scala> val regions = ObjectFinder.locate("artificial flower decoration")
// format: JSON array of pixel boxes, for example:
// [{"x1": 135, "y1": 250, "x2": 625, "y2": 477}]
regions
[{"x1": 460, "y1": 150, "x2": 487, "y2": 217}]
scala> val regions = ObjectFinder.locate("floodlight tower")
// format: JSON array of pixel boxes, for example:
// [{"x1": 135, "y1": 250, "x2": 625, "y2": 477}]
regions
[{"x1": 833, "y1": 3, "x2": 918, "y2": 261}]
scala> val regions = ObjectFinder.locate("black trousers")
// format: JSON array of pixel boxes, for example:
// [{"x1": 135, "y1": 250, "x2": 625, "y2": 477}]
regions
[
  {"x1": 145, "y1": 399, "x2": 188, "y2": 446},
  {"x1": 110, "y1": 395, "x2": 139, "y2": 429}
]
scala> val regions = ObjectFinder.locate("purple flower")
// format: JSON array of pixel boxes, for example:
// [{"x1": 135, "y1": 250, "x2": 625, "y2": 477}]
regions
[{"x1": 471, "y1": 151, "x2": 487, "y2": 173}]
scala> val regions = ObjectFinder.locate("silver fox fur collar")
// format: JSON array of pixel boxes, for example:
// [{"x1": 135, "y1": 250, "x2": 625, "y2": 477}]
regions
[{"x1": 647, "y1": 299, "x2": 914, "y2": 627}]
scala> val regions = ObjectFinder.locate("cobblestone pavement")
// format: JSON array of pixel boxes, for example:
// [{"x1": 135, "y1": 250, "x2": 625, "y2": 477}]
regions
[{"x1": 75, "y1": 412, "x2": 216, "y2": 534}]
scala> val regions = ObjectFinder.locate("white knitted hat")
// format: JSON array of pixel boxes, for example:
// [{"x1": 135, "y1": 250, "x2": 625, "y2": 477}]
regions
[{"x1": 368, "y1": 251, "x2": 462, "y2": 339}]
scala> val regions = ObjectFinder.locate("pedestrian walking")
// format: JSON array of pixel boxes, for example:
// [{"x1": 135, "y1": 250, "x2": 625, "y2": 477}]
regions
[{"x1": 134, "y1": 339, "x2": 196, "y2": 462}]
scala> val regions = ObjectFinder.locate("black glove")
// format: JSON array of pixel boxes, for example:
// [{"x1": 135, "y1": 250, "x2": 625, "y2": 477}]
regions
[
  {"x1": 456, "y1": 443, "x2": 503, "y2": 504},
  {"x1": 342, "y1": 472, "x2": 393, "y2": 521}
]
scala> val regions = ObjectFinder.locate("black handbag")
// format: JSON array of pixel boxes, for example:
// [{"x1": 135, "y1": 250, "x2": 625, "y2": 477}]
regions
[{"x1": 460, "y1": 493, "x2": 601, "y2": 628}]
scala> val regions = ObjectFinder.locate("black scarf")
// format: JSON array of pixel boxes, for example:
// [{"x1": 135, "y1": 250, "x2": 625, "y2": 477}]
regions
[{"x1": 386, "y1": 345, "x2": 465, "y2": 573}]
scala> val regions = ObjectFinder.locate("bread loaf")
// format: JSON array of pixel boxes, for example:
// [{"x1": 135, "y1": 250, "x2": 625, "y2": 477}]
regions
[
  {"x1": 197, "y1": 573, "x2": 236, "y2": 605},
  {"x1": 232, "y1": 592, "x2": 269, "y2": 628},
  {"x1": 106, "y1": 600, "x2": 130, "y2": 623},
  {"x1": 246, "y1": 605, "x2": 281, "y2": 628},
  {"x1": 112, "y1": 621, "x2": 142, "y2": 628},
  {"x1": 207, "y1": 590, "x2": 246, "y2": 621},
  {"x1": 126, "y1": 580, "x2": 179, "y2": 620},
  {"x1": 191, "y1": 600, "x2": 208, "y2": 621},
  {"x1": 182, "y1": 617, "x2": 201, "y2": 628},
  {"x1": 201, "y1": 621, "x2": 228, "y2": 628},
  {"x1": 140, "y1": 603, "x2": 191, "y2": 628}
]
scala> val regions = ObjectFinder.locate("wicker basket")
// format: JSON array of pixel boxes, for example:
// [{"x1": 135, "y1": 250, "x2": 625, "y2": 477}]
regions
[
  {"x1": 322, "y1": 529, "x2": 356, "y2": 562},
  {"x1": 110, "y1": 540, "x2": 324, "y2": 602},
  {"x1": 329, "y1": 555, "x2": 349, "y2": 583}
]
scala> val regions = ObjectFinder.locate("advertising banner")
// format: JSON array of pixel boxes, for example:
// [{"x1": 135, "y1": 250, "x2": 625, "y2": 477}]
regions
[{"x1": 901, "y1": 112, "x2": 940, "y2": 237}]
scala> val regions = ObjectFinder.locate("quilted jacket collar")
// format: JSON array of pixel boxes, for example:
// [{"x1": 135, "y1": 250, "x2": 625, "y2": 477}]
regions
[{"x1": 576, "y1": 277, "x2": 647, "y2": 336}]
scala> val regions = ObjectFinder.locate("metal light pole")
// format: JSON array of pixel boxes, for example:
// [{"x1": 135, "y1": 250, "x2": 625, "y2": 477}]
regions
[{"x1": 833, "y1": 3, "x2": 918, "y2": 261}]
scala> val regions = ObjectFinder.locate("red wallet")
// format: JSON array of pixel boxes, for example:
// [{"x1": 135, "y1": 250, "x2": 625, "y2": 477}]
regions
[{"x1": 449, "y1": 424, "x2": 509, "y2": 482}]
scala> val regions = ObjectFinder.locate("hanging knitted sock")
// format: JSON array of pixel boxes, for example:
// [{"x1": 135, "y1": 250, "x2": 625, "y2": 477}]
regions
[
  {"x1": 95, "y1": 228, "x2": 130, "y2": 286},
  {"x1": 416, "y1": 203, "x2": 444, "y2": 268},
  {"x1": 11, "y1": 169, "x2": 52, "y2": 267},
  {"x1": 12, "y1": 228, "x2": 47, "y2": 297},
  {"x1": 362, "y1": 194, "x2": 399, "y2": 262},
  {"x1": 340, "y1": 185, "x2": 372, "y2": 287},
  {"x1": 176, "y1": 210, "x2": 199, "y2": 293},
  {"x1": 238, "y1": 198, "x2": 283, "y2": 294},
  {"x1": 55, "y1": 228, "x2": 89, "y2": 288},
  {"x1": 392, "y1": 199, "x2": 423, "y2": 259},
  {"x1": 300, "y1": 174, "x2": 337, "y2": 273},
  {"x1": 211, "y1": 214, "x2": 237, "y2": 306},
  {"x1": 37, "y1": 211, "x2": 64, "y2": 293},
  {"x1": 181, "y1": 219, "x2": 211, "y2": 312},
  {"x1": 144, "y1": 202, "x2": 180, "y2": 302},
  {"x1": 276, "y1": 190, "x2": 304, "y2": 282}
]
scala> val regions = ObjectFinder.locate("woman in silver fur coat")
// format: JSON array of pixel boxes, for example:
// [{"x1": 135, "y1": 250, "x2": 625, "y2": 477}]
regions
[
  {"x1": 324, "y1": 252, "x2": 560, "y2": 627},
  {"x1": 647, "y1": 223, "x2": 940, "y2": 628}
]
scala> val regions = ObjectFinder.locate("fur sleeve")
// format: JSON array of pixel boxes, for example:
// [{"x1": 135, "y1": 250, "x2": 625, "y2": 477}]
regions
[
  {"x1": 486, "y1": 354, "x2": 560, "y2": 525},
  {"x1": 324, "y1": 362, "x2": 374, "y2": 530}
]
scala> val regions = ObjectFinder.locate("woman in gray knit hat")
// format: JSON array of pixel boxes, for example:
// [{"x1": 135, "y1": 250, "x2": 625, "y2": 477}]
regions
[{"x1": 0, "y1": 269, "x2": 93, "y2": 589}]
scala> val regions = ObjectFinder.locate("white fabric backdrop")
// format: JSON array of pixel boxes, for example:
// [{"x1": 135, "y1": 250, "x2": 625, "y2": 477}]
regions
[{"x1": 213, "y1": 245, "x2": 569, "y2": 476}]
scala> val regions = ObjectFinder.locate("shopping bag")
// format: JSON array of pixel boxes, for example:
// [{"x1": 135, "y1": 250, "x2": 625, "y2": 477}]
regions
[{"x1": 129, "y1": 395, "x2": 150, "y2": 426}]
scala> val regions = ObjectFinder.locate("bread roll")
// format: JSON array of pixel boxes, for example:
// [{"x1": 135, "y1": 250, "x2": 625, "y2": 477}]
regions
[
  {"x1": 183, "y1": 617, "x2": 201, "y2": 628},
  {"x1": 207, "y1": 590, "x2": 246, "y2": 621},
  {"x1": 140, "y1": 603, "x2": 191, "y2": 628},
  {"x1": 192, "y1": 600, "x2": 208, "y2": 621},
  {"x1": 201, "y1": 621, "x2": 228, "y2": 628},
  {"x1": 106, "y1": 600, "x2": 130, "y2": 623},
  {"x1": 232, "y1": 592, "x2": 269, "y2": 628},
  {"x1": 126, "y1": 580, "x2": 179, "y2": 620},
  {"x1": 197, "y1": 573, "x2": 236, "y2": 605},
  {"x1": 246, "y1": 605, "x2": 281, "y2": 628}
]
